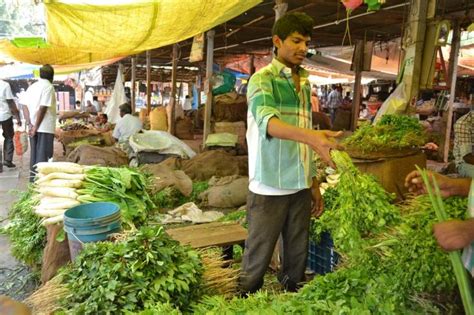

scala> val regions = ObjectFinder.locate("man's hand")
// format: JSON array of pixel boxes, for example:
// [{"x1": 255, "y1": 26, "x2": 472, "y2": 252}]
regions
[
  {"x1": 404, "y1": 170, "x2": 453, "y2": 198},
  {"x1": 29, "y1": 125, "x2": 37, "y2": 137},
  {"x1": 305, "y1": 130, "x2": 344, "y2": 169},
  {"x1": 433, "y1": 219, "x2": 474, "y2": 251},
  {"x1": 15, "y1": 115, "x2": 22, "y2": 127},
  {"x1": 311, "y1": 179, "x2": 324, "y2": 217}
]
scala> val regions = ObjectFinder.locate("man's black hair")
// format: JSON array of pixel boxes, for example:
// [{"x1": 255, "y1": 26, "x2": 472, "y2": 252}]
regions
[
  {"x1": 40, "y1": 64, "x2": 54, "y2": 83},
  {"x1": 101, "y1": 113, "x2": 108, "y2": 121},
  {"x1": 119, "y1": 103, "x2": 132, "y2": 114},
  {"x1": 93, "y1": 96, "x2": 98, "y2": 101},
  {"x1": 75, "y1": 100, "x2": 80, "y2": 104},
  {"x1": 272, "y1": 12, "x2": 314, "y2": 41}
]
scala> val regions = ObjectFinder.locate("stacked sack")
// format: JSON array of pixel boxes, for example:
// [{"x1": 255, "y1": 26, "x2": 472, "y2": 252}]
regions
[{"x1": 34, "y1": 162, "x2": 84, "y2": 226}]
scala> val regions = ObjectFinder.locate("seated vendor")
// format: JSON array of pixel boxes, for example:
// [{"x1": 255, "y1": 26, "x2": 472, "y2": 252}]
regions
[
  {"x1": 86, "y1": 100, "x2": 97, "y2": 115},
  {"x1": 453, "y1": 106, "x2": 474, "y2": 178},
  {"x1": 96, "y1": 113, "x2": 112, "y2": 132},
  {"x1": 112, "y1": 103, "x2": 143, "y2": 143}
]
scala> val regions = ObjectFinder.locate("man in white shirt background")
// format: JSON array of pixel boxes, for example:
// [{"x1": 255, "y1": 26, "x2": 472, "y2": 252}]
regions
[
  {"x1": 0, "y1": 79, "x2": 22, "y2": 170},
  {"x1": 112, "y1": 103, "x2": 143, "y2": 143},
  {"x1": 22, "y1": 65, "x2": 57, "y2": 181}
]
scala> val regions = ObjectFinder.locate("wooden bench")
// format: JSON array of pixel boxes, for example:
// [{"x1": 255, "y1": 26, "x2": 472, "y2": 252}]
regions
[{"x1": 166, "y1": 222, "x2": 247, "y2": 260}]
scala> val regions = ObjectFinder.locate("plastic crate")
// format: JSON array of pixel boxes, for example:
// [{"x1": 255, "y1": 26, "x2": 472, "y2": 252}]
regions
[{"x1": 307, "y1": 232, "x2": 339, "y2": 275}]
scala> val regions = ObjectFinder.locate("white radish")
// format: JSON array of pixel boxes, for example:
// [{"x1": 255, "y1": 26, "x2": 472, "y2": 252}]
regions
[
  {"x1": 35, "y1": 208, "x2": 67, "y2": 218},
  {"x1": 40, "y1": 196, "x2": 78, "y2": 204},
  {"x1": 39, "y1": 179, "x2": 83, "y2": 188},
  {"x1": 36, "y1": 162, "x2": 83, "y2": 175},
  {"x1": 41, "y1": 214, "x2": 64, "y2": 226},
  {"x1": 36, "y1": 172, "x2": 85, "y2": 184},
  {"x1": 37, "y1": 187, "x2": 78, "y2": 199},
  {"x1": 38, "y1": 199, "x2": 80, "y2": 210}
]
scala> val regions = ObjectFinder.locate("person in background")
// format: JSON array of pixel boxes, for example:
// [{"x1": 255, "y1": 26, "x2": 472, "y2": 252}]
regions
[
  {"x1": 342, "y1": 91, "x2": 352, "y2": 108},
  {"x1": 0, "y1": 79, "x2": 22, "y2": 169},
  {"x1": 22, "y1": 65, "x2": 57, "y2": 182},
  {"x1": 405, "y1": 171, "x2": 474, "y2": 276},
  {"x1": 327, "y1": 84, "x2": 342, "y2": 124},
  {"x1": 453, "y1": 106, "x2": 474, "y2": 178},
  {"x1": 96, "y1": 113, "x2": 111, "y2": 132},
  {"x1": 310, "y1": 88, "x2": 319, "y2": 113},
  {"x1": 86, "y1": 100, "x2": 97, "y2": 115},
  {"x1": 113, "y1": 103, "x2": 142, "y2": 142},
  {"x1": 241, "y1": 12, "x2": 342, "y2": 295},
  {"x1": 93, "y1": 96, "x2": 102, "y2": 113},
  {"x1": 359, "y1": 104, "x2": 372, "y2": 120},
  {"x1": 182, "y1": 95, "x2": 192, "y2": 115},
  {"x1": 75, "y1": 100, "x2": 81, "y2": 111}
]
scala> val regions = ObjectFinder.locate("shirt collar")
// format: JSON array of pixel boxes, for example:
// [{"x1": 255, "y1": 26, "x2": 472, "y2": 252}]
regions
[{"x1": 271, "y1": 58, "x2": 308, "y2": 78}]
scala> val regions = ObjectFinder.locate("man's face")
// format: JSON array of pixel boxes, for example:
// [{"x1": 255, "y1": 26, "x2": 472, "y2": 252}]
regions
[{"x1": 273, "y1": 32, "x2": 310, "y2": 67}]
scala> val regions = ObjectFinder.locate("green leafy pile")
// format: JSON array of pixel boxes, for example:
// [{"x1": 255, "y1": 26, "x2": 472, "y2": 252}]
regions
[
  {"x1": 77, "y1": 167, "x2": 155, "y2": 228},
  {"x1": 343, "y1": 114, "x2": 426, "y2": 152},
  {"x1": 187, "y1": 154, "x2": 466, "y2": 314},
  {"x1": 0, "y1": 187, "x2": 45, "y2": 268},
  {"x1": 153, "y1": 181, "x2": 209, "y2": 210},
  {"x1": 60, "y1": 226, "x2": 203, "y2": 314},
  {"x1": 314, "y1": 151, "x2": 401, "y2": 254}
]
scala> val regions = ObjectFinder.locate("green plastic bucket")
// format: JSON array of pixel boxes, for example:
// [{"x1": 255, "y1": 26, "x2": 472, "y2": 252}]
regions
[{"x1": 64, "y1": 202, "x2": 121, "y2": 260}]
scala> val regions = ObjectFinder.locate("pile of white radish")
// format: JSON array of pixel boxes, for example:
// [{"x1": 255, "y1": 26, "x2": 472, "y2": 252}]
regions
[{"x1": 34, "y1": 162, "x2": 85, "y2": 226}]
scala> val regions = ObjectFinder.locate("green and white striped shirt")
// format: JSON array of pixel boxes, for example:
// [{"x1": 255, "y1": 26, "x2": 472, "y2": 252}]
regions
[
  {"x1": 462, "y1": 180, "x2": 474, "y2": 276},
  {"x1": 247, "y1": 58, "x2": 316, "y2": 195}
]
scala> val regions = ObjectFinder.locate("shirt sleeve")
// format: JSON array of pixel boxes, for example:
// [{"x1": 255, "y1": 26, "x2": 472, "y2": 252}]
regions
[
  {"x1": 3, "y1": 83, "x2": 14, "y2": 100},
  {"x1": 112, "y1": 121, "x2": 121, "y2": 139},
  {"x1": 247, "y1": 71, "x2": 281, "y2": 138},
  {"x1": 39, "y1": 85, "x2": 54, "y2": 108},
  {"x1": 454, "y1": 117, "x2": 472, "y2": 159}
]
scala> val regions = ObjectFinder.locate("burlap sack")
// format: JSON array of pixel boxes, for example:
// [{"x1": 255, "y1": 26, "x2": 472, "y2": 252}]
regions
[
  {"x1": 175, "y1": 117, "x2": 194, "y2": 140},
  {"x1": 200, "y1": 175, "x2": 249, "y2": 208},
  {"x1": 67, "y1": 144, "x2": 128, "y2": 166},
  {"x1": 141, "y1": 163, "x2": 193, "y2": 196}
]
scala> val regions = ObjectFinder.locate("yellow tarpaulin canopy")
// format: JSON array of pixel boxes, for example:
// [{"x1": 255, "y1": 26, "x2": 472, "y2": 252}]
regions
[{"x1": 0, "y1": 0, "x2": 261, "y2": 66}]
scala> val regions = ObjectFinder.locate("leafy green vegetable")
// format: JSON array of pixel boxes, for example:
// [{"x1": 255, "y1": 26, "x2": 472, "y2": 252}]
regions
[
  {"x1": 60, "y1": 226, "x2": 203, "y2": 314},
  {"x1": 153, "y1": 181, "x2": 209, "y2": 210},
  {"x1": 343, "y1": 114, "x2": 426, "y2": 153},
  {"x1": 77, "y1": 167, "x2": 155, "y2": 228},
  {"x1": 0, "y1": 187, "x2": 45, "y2": 268}
]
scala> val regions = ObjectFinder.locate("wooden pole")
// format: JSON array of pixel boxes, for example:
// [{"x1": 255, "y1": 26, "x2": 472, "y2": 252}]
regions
[
  {"x1": 146, "y1": 50, "x2": 152, "y2": 114},
  {"x1": 169, "y1": 44, "x2": 178, "y2": 135},
  {"x1": 443, "y1": 21, "x2": 461, "y2": 163},
  {"x1": 351, "y1": 40, "x2": 364, "y2": 131},
  {"x1": 249, "y1": 54, "x2": 255, "y2": 76},
  {"x1": 131, "y1": 56, "x2": 136, "y2": 113},
  {"x1": 203, "y1": 29, "x2": 215, "y2": 147}
]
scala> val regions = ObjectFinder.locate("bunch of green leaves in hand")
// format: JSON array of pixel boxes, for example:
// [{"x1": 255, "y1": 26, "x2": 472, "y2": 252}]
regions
[{"x1": 60, "y1": 226, "x2": 203, "y2": 314}]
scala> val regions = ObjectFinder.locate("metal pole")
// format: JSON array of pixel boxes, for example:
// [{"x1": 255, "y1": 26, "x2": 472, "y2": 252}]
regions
[
  {"x1": 131, "y1": 56, "x2": 136, "y2": 113},
  {"x1": 169, "y1": 44, "x2": 178, "y2": 135},
  {"x1": 146, "y1": 50, "x2": 152, "y2": 114},
  {"x1": 351, "y1": 40, "x2": 364, "y2": 131},
  {"x1": 203, "y1": 29, "x2": 215, "y2": 147},
  {"x1": 443, "y1": 21, "x2": 461, "y2": 163}
]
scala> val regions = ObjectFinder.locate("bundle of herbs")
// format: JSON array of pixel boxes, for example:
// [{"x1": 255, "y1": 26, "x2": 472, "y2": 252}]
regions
[
  {"x1": 76, "y1": 166, "x2": 155, "y2": 228},
  {"x1": 343, "y1": 114, "x2": 426, "y2": 153},
  {"x1": 59, "y1": 226, "x2": 203, "y2": 314},
  {"x1": 0, "y1": 187, "x2": 45, "y2": 268}
]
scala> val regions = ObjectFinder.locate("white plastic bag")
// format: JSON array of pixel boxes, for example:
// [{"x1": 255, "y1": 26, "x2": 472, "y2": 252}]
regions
[{"x1": 374, "y1": 83, "x2": 408, "y2": 124}]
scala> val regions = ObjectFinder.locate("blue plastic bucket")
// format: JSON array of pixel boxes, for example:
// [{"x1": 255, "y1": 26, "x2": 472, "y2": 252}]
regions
[{"x1": 64, "y1": 202, "x2": 121, "y2": 260}]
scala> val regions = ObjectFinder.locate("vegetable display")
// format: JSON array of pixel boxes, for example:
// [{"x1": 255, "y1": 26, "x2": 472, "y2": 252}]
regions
[
  {"x1": 77, "y1": 166, "x2": 156, "y2": 228},
  {"x1": 59, "y1": 226, "x2": 203, "y2": 314},
  {"x1": 343, "y1": 114, "x2": 426, "y2": 153},
  {"x1": 0, "y1": 187, "x2": 45, "y2": 268}
]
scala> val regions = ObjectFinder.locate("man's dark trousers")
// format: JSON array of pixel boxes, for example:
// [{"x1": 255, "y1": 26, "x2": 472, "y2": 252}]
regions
[
  {"x1": 1, "y1": 117, "x2": 14, "y2": 164},
  {"x1": 29, "y1": 132, "x2": 54, "y2": 182},
  {"x1": 240, "y1": 189, "x2": 312, "y2": 293}
]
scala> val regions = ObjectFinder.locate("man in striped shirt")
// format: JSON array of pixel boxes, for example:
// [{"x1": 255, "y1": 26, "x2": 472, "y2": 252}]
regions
[
  {"x1": 406, "y1": 171, "x2": 474, "y2": 276},
  {"x1": 240, "y1": 12, "x2": 343, "y2": 294}
]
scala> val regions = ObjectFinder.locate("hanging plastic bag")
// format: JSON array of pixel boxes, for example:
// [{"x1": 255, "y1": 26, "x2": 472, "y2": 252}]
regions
[
  {"x1": 373, "y1": 83, "x2": 408, "y2": 124},
  {"x1": 14, "y1": 129, "x2": 29, "y2": 156}
]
